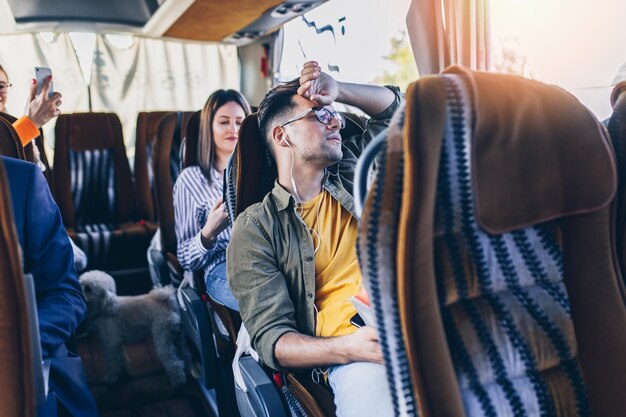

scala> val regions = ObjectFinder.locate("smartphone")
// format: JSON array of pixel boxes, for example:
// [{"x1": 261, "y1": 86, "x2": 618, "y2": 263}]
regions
[
  {"x1": 34, "y1": 67, "x2": 54, "y2": 98},
  {"x1": 350, "y1": 313, "x2": 365, "y2": 328}
]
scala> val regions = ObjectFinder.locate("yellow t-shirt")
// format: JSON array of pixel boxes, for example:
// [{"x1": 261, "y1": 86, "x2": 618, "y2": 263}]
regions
[{"x1": 299, "y1": 190, "x2": 361, "y2": 337}]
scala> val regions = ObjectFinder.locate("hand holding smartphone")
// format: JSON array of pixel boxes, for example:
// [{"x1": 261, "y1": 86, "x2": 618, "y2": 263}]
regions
[
  {"x1": 27, "y1": 67, "x2": 61, "y2": 129},
  {"x1": 350, "y1": 313, "x2": 366, "y2": 328},
  {"x1": 34, "y1": 67, "x2": 54, "y2": 99}
]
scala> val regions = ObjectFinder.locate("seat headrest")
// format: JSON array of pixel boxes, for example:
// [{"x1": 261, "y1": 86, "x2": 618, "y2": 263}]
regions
[
  {"x1": 231, "y1": 113, "x2": 276, "y2": 218},
  {"x1": 611, "y1": 81, "x2": 626, "y2": 109},
  {"x1": 228, "y1": 110, "x2": 366, "y2": 220},
  {"x1": 440, "y1": 66, "x2": 616, "y2": 233},
  {"x1": 0, "y1": 112, "x2": 17, "y2": 123},
  {"x1": 183, "y1": 110, "x2": 201, "y2": 168},
  {"x1": 57, "y1": 113, "x2": 122, "y2": 151},
  {"x1": 137, "y1": 112, "x2": 170, "y2": 147},
  {"x1": 0, "y1": 112, "x2": 48, "y2": 171},
  {"x1": 0, "y1": 118, "x2": 24, "y2": 160}
]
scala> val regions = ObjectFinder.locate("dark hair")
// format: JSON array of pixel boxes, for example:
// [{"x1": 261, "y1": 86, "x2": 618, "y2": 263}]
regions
[
  {"x1": 0, "y1": 64, "x2": 8, "y2": 81},
  {"x1": 198, "y1": 89, "x2": 251, "y2": 184},
  {"x1": 257, "y1": 78, "x2": 301, "y2": 157}
]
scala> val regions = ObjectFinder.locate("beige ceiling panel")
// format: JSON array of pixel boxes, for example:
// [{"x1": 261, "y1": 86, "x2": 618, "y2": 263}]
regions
[{"x1": 164, "y1": 0, "x2": 284, "y2": 42}]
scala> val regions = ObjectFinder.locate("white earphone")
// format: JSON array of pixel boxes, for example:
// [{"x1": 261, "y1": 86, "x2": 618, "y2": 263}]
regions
[{"x1": 283, "y1": 137, "x2": 321, "y2": 254}]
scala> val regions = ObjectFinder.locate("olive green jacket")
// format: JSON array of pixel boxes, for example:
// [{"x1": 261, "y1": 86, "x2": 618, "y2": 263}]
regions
[{"x1": 227, "y1": 87, "x2": 403, "y2": 370}]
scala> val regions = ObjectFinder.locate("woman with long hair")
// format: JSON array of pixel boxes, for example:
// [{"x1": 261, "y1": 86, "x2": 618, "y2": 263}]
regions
[{"x1": 174, "y1": 89, "x2": 251, "y2": 310}]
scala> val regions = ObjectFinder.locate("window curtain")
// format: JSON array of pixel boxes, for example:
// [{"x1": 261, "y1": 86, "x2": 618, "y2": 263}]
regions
[
  {"x1": 0, "y1": 33, "x2": 88, "y2": 158},
  {"x1": 407, "y1": 0, "x2": 490, "y2": 75},
  {"x1": 90, "y1": 35, "x2": 239, "y2": 155},
  {"x1": 0, "y1": 33, "x2": 88, "y2": 115}
]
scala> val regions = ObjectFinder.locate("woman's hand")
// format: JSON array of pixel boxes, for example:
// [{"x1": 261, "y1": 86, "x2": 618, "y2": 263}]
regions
[
  {"x1": 200, "y1": 197, "x2": 229, "y2": 248},
  {"x1": 25, "y1": 76, "x2": 62, "y2": 128}
]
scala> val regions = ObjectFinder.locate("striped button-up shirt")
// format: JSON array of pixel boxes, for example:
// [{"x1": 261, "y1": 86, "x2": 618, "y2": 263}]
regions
[{"x1": 174, "y1": 166, "x2": 230, "y2": 275}]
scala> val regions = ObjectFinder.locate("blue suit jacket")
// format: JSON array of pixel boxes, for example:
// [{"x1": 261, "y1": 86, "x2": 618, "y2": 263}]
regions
[{"x1": 2, "y1": 156, "x2": 97, "y2": 416}]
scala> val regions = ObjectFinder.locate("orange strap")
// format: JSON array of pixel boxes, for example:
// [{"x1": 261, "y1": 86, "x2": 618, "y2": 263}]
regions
[{"x1": 12, "y1": 116, "x2": 39, "y2": 146}]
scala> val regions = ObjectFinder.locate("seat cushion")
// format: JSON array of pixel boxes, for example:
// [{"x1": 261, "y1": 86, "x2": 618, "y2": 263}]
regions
[
  {"x1": 68, "y1": 222, "x2": 156, "y2": 271},
  {"x1": 77, "y1": 333, "x2": 178, "y2": 410}
]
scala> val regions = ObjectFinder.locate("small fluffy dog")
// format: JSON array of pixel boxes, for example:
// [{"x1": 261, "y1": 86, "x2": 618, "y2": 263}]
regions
[{"x1": 79, "y1": 270, "x2": 187, "y2": 386}]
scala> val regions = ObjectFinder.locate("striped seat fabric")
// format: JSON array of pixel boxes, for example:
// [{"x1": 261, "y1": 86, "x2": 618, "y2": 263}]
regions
[
  {"x1": 359, "y1": 69, "x2": 626, "y2": 417},
  {"x1": 434, "y1": 75, "x2": 585, "y2": 416},
  {"x1": 54, "y1": 113, "x2": 155, "y2": 285},
  {"x1": 68, "y1": 147, "x2": 117, "y2": 267}
]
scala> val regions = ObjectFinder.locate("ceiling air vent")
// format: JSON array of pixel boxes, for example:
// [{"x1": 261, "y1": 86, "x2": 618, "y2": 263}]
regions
[
  {"x1": 271, "y1": 2, "x2": 318, "y2": 18},
  {"x1": 223, "y1": 0, "x2": 328, "y2": 45}
]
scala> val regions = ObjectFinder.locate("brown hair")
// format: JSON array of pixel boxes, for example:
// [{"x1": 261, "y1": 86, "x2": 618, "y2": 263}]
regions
[
  {"x1": 256, "y1": 78, "x2": 300, "y2": 157},
  {"x1": 0, "y1": 64, "x2": 8, "y2": 81},
  {"x1": 197, "y1": 89, "x2": 251, "y2": 184}
]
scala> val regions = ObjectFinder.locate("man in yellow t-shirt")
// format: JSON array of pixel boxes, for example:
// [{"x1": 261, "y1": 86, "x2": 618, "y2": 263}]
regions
[
  {"x1": 299, "y1": 189, "x2": 362, "y2": 339},
  {"x1": 228, "y1": 60, "x2": 403, "y2": 417}
]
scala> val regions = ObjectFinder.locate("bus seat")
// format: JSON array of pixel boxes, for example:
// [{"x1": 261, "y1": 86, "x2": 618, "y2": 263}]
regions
[
  {"x1": 0, "y1": 112, "x2": 54, "y2": 193},
  {"x1": 136, "y1": 111, "x2": 195, "y2": 224},
  {"x1": 54, "y1": 112, "x2": 155, "y2": 291},
  {"x1": 150, "y1": 109, "x2": 241, "y2": 414},
  {"x1": 134, "y1": 111, "x2": 171, "y2": 222},
  {"x1": 152, "y1": 111, "x2": 196, "y2": 285},
  {"x1": 178, "y1": 284, "x2": 242, "y2": 417},
  {"x1": 182, "y1": 110, "x2": 201, "y2": 168},
  {"x1": 607, "y1": 81, "x2": 626, "y2": 286},
  {"x1": 76, "y1": 331, "x2": 180, "y2": 411},
  {"x1": 357, "y1": 67, "x2": 626, "y2": 417},
  {"x1": 0, "y1": 160, "x2": 40, "y2": 417},
  {"x1": 0, "y1": 115, "x2": 25, "y2": 159}
]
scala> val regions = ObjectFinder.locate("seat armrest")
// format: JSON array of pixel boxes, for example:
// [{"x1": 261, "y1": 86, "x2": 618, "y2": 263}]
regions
[
  {"x1": 180, "y1": 287, "x2": 219, "y2": 390},
  {"x1": 24, "y1": 274, "x2": 48, "y2": 405},
  {"x1": 236, "y1": 355, "x2": 288, "y2": 417},
  {"x1": 165, "y1": 252, "x2": 184, "y2": 284}
]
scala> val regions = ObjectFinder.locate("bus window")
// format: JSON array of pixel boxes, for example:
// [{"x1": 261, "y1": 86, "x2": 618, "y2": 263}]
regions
[
  {"x1": 490, "y1": 0, "x2": 626, "y2": 120},
  {"x1": 278, "y1": 0, "x2": 418, "y2": 92}
]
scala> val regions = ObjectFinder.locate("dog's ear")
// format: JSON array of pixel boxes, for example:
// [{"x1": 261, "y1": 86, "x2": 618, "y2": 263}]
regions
[
  {"x1": 101, "y1": 289, "x2": 120, "y2": 313},
  {"x1": 82, "y1": 283, "x2": 93, "y2": 296}
]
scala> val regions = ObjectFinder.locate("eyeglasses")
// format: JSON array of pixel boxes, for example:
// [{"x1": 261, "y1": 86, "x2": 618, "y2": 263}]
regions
[
  {"x1": 280, "y1": 106, "x2": 346, "y2": 129},
  {"x1": 0, "y1": 82, "x2": 12, "y2": 92}
]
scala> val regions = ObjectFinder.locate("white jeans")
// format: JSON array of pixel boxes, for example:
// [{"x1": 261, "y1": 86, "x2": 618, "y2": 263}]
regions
[{"x1": 328, "y1": 362, "x2": 394, "y2": 417}]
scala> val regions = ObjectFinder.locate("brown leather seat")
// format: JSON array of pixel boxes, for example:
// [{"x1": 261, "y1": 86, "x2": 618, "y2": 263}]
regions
[
  {"x1": 0, "y1": 116, "x2": 25, "y2": 160},
  {"x1": 182, "y1": 110, "x2": 201, "y2": 169},
  {"x1": 0, "y1": 160, "x2": 36, "y2": 417},
  {"x1": 134, "y1": 111, "x2": 171, "y2": 223},
  {"x1": 54, "y1": 113, "x2": 155, "y2": 291},
  {"x1": 358, "y1": 67, "x2": 626, "y2": 417},
  {"x1": 151, "y1": 111, "x2": 196, "y2": 283},
  {"x1": 607, "y1": 82, "x2": 626, "y2": 285},
  {"x1": 67, "y1": 112, "x2": 195, "y2": 411},
  {"x1": 0, "y1": 112, "x2": 54, "y2": 193},
  {"x1": 76, "y1": 332, "x2": 180, "y2": 411}
]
